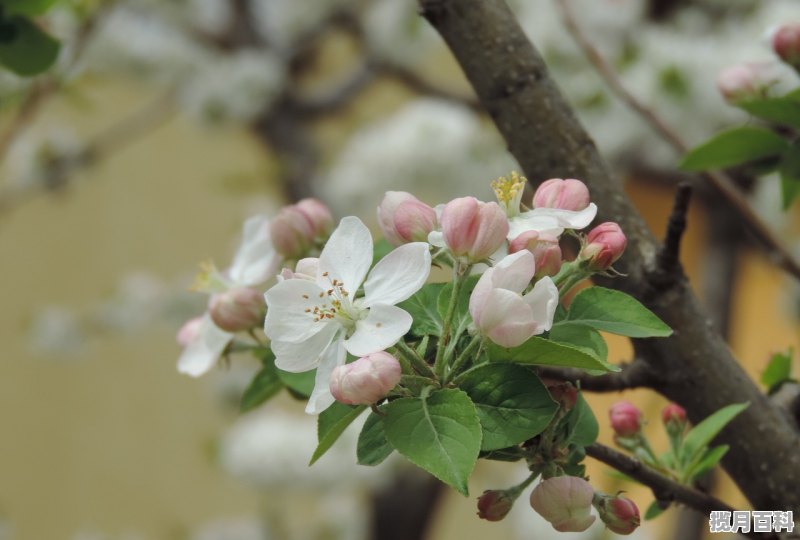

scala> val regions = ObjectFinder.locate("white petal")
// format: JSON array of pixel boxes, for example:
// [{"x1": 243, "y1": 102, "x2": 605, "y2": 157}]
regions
[
  {"x1": 272, "y1": 321, "x2": 338, "y2": 372},
  {"x1": 489, "y1": 250, "x2": 535, "y2": 293},
  {"x1": 345, "y1": 304, "x2": 412, "y2": 357},
  {"x1": 363, "y1": 242, "x2": 431, "y2": 307},
  {"x1": 525, "y1": 204, "x2": 597, "y2": 231},
  {"x1": 264, "y1": 279, "x2": 328, "y2": 344},
  {"x1": 479, "y1": 289, "x2": 537, "y2": 348},
  {"x1": 177, "y1": 314, "x2": 233, "y2": 377},
  {"x1": 305, "y1": 334, "x2": 346, "y2": 414},
  {"x1": 508, "y1": 213, "x2": 564, "y2": 239},
  {"x1": 228, "y1": 216, "x2": 281, "y2": 286},
  {"x1": 427, "y1": 230, "x2": 446, "y2": 248},
  {"x1": 523, "y1": 276, "x2": 560, "y2": 334},
  {"x1": 318, "y1": 216, "x2": 373, "y2": 294}
]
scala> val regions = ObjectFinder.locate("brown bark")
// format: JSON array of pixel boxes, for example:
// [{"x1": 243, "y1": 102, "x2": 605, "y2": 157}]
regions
[{"x1": 417, "y1": 0, "x2": 800, "y2": 512}]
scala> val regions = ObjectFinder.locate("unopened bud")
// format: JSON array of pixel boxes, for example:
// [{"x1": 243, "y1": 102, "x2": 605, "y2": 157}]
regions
[
  {"x1": 594, "y1": 493, "x2": 640, "y2": 535},
  {"x1": 509, "y1": 231, "x2": 562, "y2": 278},
  {"x1": 270, "y1": 199, "x2": 333, "y2": 259},
  {"x1": 477, "y1": 489, "x2": 514, "y2": 522},
  {"x1": 440, "y1": 196, "x2": 509, "y2": 262},
  {"x1": 177, "y1": 316, "x2": 204, "y2": 347},
  {"x1": 581, "y1": 222, "x2": 626, "y2": 271},
  {"x1": 295, "y1": 198, "x2": 333, "y2": 238},
  {"x1": 662, "y1": 403, "x2": 688, "y2": 434},
  {"x1": 209, "y1": 287, "x2": 265, "y2": 332},
  {"x1": 530, "y1": 476, "x2": 596, "y2": 532},
  {"x1": 329, "y1": 351, "x2": 402, "y2": 405},
  {"x1": 716, "y1": 62, "x2": 779, "y2": 103},
  {"x1": 772, "y1": 24, "x2": 800, "y2": 69},
  {"x1": 609, "y1": 401, "x2": 642, "y2": 438},
  {"x1": 533, "y1": 178, "x2": 591, "y2": 211},
  {"x1": 377, "y1": 191, "x2": 438, "y2": 246}
]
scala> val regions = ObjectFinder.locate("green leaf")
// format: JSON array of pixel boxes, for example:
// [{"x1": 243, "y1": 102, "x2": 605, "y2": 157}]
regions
[
  {"x1": 310, "y1": 402, "x2": 367, "y2": 465},
  {"x1": 564, "y1": 393, "x2": 599, "y2": 446},
  {"x1": 644, "y1": 500, "x2": 668, "y2": 521},
  {"x1": 398, "y1": 282, "x2": 445, "y2": 337},
  {"x1": 276, "y1": 368, "x2": 315, "y2": 398},
  {"x1": 383, "y1": 388, "x2": 481, "y2": 495},
  {"x1": 681, "y1": 403, "x2": 748, "y2": 466},
  {"x1": 487, "y1": 336, "x2": 619, "y2": 372},
  {"x1": 737, "y1": 97, "x2": 800, "y2": 129},
  {"x1": 357, "y1": 411, "x2": 394, "y2": 466},
  {"x1": 680, "y1": 126, "x2": 789, "y2": 171},
  {"x1": 566, "y1": 287, "x2": 672, "y2": 338},
  {"x1": 480, "y1": 446, "x2": 526, "y2": 462},
  {"x1": 240, "y1": 353, "x2": 282, "y2": 412},
  {"x1": 1, "y1": 0, "x2": 59, "y2": 16},
  {"x1": 458, "y1": 364, "x2": 558, "y2": 451},
  {"x1": 549, "y1": 322, "x2": 608, "y2": 362},
  {"x1": 686, "y1": 445, "x2": 729, "y2": 481},
  {"x1": 761, "y1": 349, "x2": 794, "y2": 394},
  {"x1": 372, "y1": 238, "x2": 394, "y2": 266},
  {"x1": 0, "y1": 17, "x2": 60, "y2": 76},
  {"x1": 779, "y1": 142, "x2": 800, "y2": 209}
]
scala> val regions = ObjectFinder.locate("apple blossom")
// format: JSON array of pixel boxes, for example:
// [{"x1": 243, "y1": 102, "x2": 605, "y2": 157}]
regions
[
  {"x1": 772, "y1": 24, "x2": 800, "y2": 70},
  {"x1": 329, "y1": 351, "x2": 402, "y2": 405},
  {"x1": 209, "y1": 287, "x2": 265, "y2": 332},
  {"x1": 429, "y1": 196, "x2": 509, "y2": 262},
  {"x1": 477, "y1": 489, "x2": 514, "y2": 522},
  {"x1": 264, "y1": 216, "x2": 431, "y2": 414},
  {"x1": 581, "y1": 222, "x2": 627, "y2": 271},
  {"x1": 533, "y1": 178, "x2": 591, "y2": 212},
  {"x1": 176, "y1": 316, "x2": 204, "y2": 348},
  {"x1": 594, "y1": 493, "x2": 641, "y2": 535},
  {"x1": 508, "y1": 231, "x2": 562, "y2": 278},
  {"x1": 270, "y1": 198, "x2": 333, "y2": 259},
  {"x1": 662, "y1": 403, "x2": 688, "y2": 436},
  {"x1": 529, "y1": 476, "x2": 596, "y2": 532},
  {"x1": 377, "y1": 191, "x2": 438, "y2": 246},
  {"x1": 178, "y1": 215, "x2": 281, "y2": 377},
  {"x1": 716, "y1": 62, "x2": 779, "y2": 103},
  {"x1": 609, "y1": 401, "x2": 642, "y2": 437},
  {"x1": 469, "y1": 250, "x2": 559, "y2": 348}
]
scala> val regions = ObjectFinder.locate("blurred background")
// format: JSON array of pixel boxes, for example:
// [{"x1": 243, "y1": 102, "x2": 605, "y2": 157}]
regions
[{"x1": 0, "y1": 0, "x2": 798, "y2": 539}]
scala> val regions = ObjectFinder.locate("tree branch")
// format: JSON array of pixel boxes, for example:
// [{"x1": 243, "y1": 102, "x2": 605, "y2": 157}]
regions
[
  {"x1": 538, "y1": 360, "x2": 655, "y2": 392},
  {"x1": 417, "y1": 0, "x2": 800, "y2": 513},
  {"x1": 555, "y1": 0, "x2": 800, "y2": 282}
]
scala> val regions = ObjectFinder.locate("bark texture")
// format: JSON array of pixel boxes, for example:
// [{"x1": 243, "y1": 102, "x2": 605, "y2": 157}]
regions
[{"x1": 418, "y1": 0, "x2": 800, "y2": 512}]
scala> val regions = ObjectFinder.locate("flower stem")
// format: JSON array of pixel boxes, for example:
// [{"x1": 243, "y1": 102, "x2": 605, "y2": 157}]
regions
[
  {"x1": 444, "y1": 335, "x2": 483, "y2": 384},
  {"x1": 435, "y1": 262, "x2": 467, "y2": 380},
  {"x1": 395, "y1": 340, "x2": 436, "y2": 379},
  {"x1": 508, "y1": 470, "x2": 540, "y2": 498}
]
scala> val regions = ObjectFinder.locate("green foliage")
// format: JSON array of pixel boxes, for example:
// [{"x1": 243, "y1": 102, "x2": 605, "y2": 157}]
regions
[
  {"x1": 737, "y1": 96, "x2": 800, "y2": 130},
  {"x1": 371, "y1": 238, "x2": 394, "y2": 266},
  {"x1": 565, "y1": 287, "x2": 673, "y2": 338},
  {"x1": 436, "y1": 274, "x2": 480, "y2": 355},
  {"x1": 644, "y1": 500, "x2": 667, "y2": 521},
  {"x1": 548, "y1": 322, "x2": 608, "y2": 362},
  {"x1": 680, "y1": 126, "x2": 789, "y2": 171},
  {"x1": 276, "y1": 368, "x2": 315, "y2": 397},
  {"x1": 681, "y1": 403, "x2": 748, "y2": 469},
  {"x1": 0, "y1": 15, "x2": 60, "y2": 76},
  {"x1": 457, "y1": 364, "x2": 557, "y2": 451},
  {"x1": 357, "y1": 410, "x2": 394, "y2": 466},
  {"x1": 397, "y1": 282, "x2": 445, "y2": 337},
  {"x1": 563, "y1": 393, "x2": 599, "y2": 446},
  {"x1": 760, "y1": 349, "x2": 795, "y2": 394},
  {"x1": 685, "y1": 444, "x2": 729, "y2": 481},
  {"x1": 310, "y1": 402, "x2": 367, "y2": 465},
  {"x1": 487, "y1": 335, "x2": 618, "y2": 372},
  {"x1": 383, "y1": 388, "x2": 481, "y2": 495},
  {"x1": 779, "y1": 142, "x2": 800, "y2": 209},
  {"x1": 240, "y1": 351, "x2": 282, "y2": 412},
  {"x1": 1, "y1": 0, "x2": 60, "y2": 17}
]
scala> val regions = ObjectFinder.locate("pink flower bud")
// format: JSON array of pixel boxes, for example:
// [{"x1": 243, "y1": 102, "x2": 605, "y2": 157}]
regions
[
  {"x1": 609, "y1": 401, "x2": 642, "y2": 437},
  {"x1": 594, "y1": 494, "x2": 640, "y2": 535},
  {"x1": 441, "y1": 197, "x2": 509, "y2": 262},
  {"x1": 529, "y1": 476, "x2": 596, "y2": 532},
  {"x1": 270, "y1": 199, "x2": 333, "y2": 259},
  {"x1": 209, "y1": 287, "x2": 265, "y2": 332},
  {"x1": 662, "y1": 403, "x2": 687, "y2": 431},
  {"x1": 509, "y1": 231, "x2": 563, "y2": 278},
  {"x1": 177, "y1": 316, "x2": 204, "y2": 347},
  {"x1": 716, "y1": 63, "x2": 779, "y2": 103},
  {"x1": 581, "y1": 222, "x2": 626, "y2": 271},
  {"x1": 772, "y1": 24, "x2": 800, "y2": 69},
  {"x1": 477, "y1": 489, "x2": 514, "y2": 521},
  {"x1": 377, "y1": 191, "x2": 438, "y2": 246},
  {"x1": 533, "y1": 178, "x2": 591, "y2": 211},
  {"x1": 329, "y1": 351, "x2": 402, "y2": 405},
  {"x1": 546, "y1": 381, "x2": 578, "y2": 411}
]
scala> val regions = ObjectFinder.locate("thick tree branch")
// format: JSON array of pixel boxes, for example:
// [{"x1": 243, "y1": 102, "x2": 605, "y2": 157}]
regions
[
  {"x1": 555, "y1": 0, "x2": 800, "y2": 282},
  {"x1": 417, "y1": 0, "x2": 800, "y2": 512},
  {"x1": 538, "y1": 360, "x2": 655, "y2": 392}
]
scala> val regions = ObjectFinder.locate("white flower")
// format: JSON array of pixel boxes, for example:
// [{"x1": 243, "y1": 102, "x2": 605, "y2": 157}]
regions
[
  {"x1": 507, "y1": 205, "x2": 598, "y2": 240},
  {"x1": 469, "y1": 250, "x2": 559, "y2": 348},
  {"x1": 264, "y1": 216, "x2": 431, "y2": 414},
  {"x1": 178, "y1": 216, "x2": 280, "y2": 377}
]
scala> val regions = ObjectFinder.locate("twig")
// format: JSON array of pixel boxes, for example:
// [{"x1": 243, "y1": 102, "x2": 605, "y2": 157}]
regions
[
  {"x1": 538, "y1": 360, "x2": 655, "y2": 392},
  {"x1": 585, "y1": 443, "x2": 777, "y2": 540},
  {"x1": 555, "y1": 0, "x2": 800, "y2": 282}
]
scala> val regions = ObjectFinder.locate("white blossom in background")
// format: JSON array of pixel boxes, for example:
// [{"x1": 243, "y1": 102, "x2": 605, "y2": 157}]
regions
[
  {"x1": 28, "y1": 306, "x2": 86, "y2": 357},
  {"x1": 179, "y1": 49, "x2": 285, "y2": 124},
  {"x1": 321, "y1": 99, "x2": 515, "y2": 215},
  {"x1": 190, "y1": 518, "x2": 270, "y2": 540},
  {"x1": 184, "y1": 0, "x2": 234, "y2": 36},
  {"x1": 249, "y1": 0, "x2": 359, "y2": 51},
  {"x1": 364, "y1": 0, "x2": 442, "y2": 67},
  {"x1": 3, "y1": 127, "x2": 84, "y2": 191}
]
